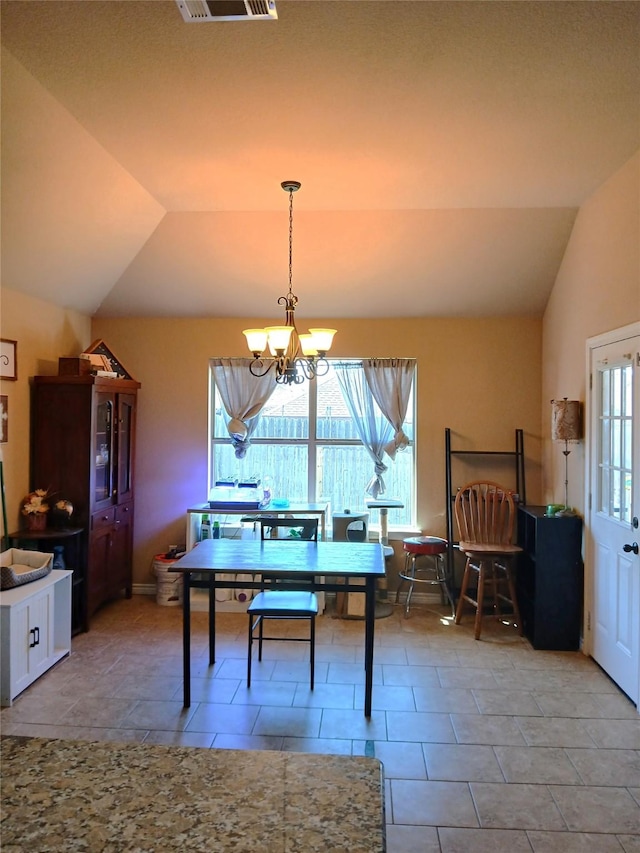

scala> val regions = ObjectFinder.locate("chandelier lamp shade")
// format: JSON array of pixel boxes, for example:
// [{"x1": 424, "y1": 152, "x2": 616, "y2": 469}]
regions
[
  {"x1": 243, "y1": 181, "x2": 336, "y2": 385},
  {"x1": 550, "y1": 397, "x2": 583, "y2": 516}
]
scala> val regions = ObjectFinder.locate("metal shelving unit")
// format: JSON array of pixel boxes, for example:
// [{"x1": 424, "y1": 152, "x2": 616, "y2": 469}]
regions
[{"x1": 445, "y1": 428, "x2": 526, "y2": 593}]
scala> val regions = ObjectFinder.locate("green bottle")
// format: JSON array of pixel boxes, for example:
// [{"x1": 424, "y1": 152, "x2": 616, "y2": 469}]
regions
[{"x1": 201, "y1": 514, "x2": 212, "y2": 540}]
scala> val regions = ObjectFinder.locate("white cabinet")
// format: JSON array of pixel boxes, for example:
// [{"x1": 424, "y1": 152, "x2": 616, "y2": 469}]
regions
[
  {"x1": 0, "y1": 570, "x2": 72, "y2": 706},
  {"x1": 186, "y1": 502, "x2": 330, "y2": 551}
]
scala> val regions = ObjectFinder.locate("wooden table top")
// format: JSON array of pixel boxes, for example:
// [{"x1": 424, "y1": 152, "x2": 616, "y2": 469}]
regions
[{"x1": 171, "y1": 538, "x2": 387, "y2": 578}]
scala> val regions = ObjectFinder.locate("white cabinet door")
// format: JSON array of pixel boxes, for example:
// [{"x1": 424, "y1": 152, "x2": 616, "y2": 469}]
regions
[
  {"x1": 1, "y1": 570, "x2": 71, "y2": 706},
  {"x1": 8, "y1": 587, "x2": 52, "y2": 698},
  {"x1": 10, "y1": 601, "x2": 32, "y2": 699},
  {"x1": 28, "y1": 588, "x2": 53, "y2": 679}
]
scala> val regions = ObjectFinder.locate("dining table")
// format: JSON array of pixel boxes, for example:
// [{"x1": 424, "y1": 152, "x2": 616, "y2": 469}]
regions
[{"x1": 171, "y1": 537, "x2": 387, "y2": 717}]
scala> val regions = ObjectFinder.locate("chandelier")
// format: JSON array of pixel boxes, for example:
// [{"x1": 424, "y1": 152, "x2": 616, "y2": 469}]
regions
[{"x1": 243, "y1": 181, "x2": 336, "y2": 385}]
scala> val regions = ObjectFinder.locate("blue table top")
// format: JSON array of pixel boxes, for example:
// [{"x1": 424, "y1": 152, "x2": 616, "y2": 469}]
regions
[{"x1": 171, "y1": 538, "x2": 386, "y2": 578}]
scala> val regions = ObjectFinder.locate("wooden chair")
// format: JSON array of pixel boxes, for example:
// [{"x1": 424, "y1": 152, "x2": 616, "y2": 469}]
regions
[
  {"x1": 454, "y1": 481, "x2": 523, "y2": 639},
  {"x1": 247, "y1": 518, "x2": 319, "y2": 688}
]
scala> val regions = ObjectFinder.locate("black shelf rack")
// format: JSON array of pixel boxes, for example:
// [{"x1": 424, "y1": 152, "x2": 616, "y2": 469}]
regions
[{"x1": 445, "y1": 428, "x2": 526, "y2": 590}]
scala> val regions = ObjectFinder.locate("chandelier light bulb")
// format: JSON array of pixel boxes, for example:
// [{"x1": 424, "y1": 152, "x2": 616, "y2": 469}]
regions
[
  {"x1": 308, "y1": 328, "x2": 337, "y2": 353},
  {"x1": 265, "y1": 326, "x2": 293, "y2": 354},
  {"x1": 243, "y1": 328, "x2": 268, "y2": 356},
  {"x1": 298, "y1": 334, "x2": 318, "y2": 356}
]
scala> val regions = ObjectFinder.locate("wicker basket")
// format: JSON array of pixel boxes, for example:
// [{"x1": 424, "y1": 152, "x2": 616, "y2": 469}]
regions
[{"x1": 0, "y1": 549, "x2": 53, "y2": 591}]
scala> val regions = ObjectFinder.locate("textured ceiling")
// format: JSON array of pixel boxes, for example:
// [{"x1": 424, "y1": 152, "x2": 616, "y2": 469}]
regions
[{"x1": 1, "y1": 1, "x2": 638, "y2": 319}]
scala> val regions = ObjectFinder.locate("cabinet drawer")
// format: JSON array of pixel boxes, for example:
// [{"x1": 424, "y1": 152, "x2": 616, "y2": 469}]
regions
[
  {"x1": 115, "y1": 502, "x2": 133, "y2": 524},
  {"x1": 92, "y1": 507, "x2": 115, "y2": 531}
]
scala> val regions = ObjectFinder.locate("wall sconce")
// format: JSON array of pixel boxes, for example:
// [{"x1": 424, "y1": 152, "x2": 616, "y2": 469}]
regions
[{"x1": 551, "y1": 397, "x2": 583, "y2": 516}]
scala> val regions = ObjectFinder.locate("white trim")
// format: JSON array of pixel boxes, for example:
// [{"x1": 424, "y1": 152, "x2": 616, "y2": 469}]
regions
[
  {"x1": 586, "y1": 321, "x2": 640, "y2": 350},
  {"x1": 133, "y1": 584, "x2": 156, "y2": 597},
  {"x1": 583, "y1": 321, "x2": 640, "y2": 657}
]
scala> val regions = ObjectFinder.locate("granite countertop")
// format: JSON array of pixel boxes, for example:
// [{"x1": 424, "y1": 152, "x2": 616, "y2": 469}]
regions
[{"x1": 1, "y1": 736, "x2": 386, "y2": 852}]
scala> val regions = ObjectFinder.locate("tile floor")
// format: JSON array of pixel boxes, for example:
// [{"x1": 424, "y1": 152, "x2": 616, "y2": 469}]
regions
[{"x1": 2, "y1": 594, "x2": 639, "y2": 852}]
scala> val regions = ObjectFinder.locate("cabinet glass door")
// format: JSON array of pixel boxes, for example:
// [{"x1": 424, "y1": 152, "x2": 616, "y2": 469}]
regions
[
  {"x1": 94, "y1": 395, "x2": 114, "y2": 505},
  {"x1": 117, "y1": 394, "x2": 136, "y2": 503}
]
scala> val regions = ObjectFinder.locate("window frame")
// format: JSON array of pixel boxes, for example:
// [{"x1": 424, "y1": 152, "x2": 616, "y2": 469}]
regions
[{"x1": 209, "y1": 359, "x2": 417, "y2": 528}]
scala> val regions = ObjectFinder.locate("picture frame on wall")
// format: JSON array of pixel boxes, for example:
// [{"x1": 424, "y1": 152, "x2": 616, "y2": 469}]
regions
[
  {"x1": 0, "y1": 340, "x2": 17, "y2": 381},
  {"x1": 0, "y1": 396, "x2": 7, "y2": 443}
]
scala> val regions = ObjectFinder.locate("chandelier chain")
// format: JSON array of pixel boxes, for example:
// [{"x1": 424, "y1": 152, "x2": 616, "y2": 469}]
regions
[
  {"x1": 288, "y1": 187, "x2": 294, "y2": 297},
  {"x1": 243, "y1": 180, "x2": 335, "y2": 385}
]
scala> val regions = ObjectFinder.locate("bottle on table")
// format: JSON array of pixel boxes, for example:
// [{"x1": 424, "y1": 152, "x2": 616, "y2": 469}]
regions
[{"x1": 200, "y1": 514, "x2": 212, "y2": 540}]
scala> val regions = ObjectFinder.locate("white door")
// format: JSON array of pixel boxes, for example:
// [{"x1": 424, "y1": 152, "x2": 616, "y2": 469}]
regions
[{"x1": 589, "y1": 330, "x2": 640, "y2": 706}]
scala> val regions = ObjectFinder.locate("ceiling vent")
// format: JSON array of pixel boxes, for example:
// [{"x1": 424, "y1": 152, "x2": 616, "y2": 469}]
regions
[{"x1": 175, "y1": 0, "x2": 277, "y2": 22}]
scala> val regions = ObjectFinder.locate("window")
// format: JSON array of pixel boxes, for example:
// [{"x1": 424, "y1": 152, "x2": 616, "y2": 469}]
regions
[
  {"x1": 210, "y1": 360, "x2": 416, "y2": 527},
  {"x1": 598, "y1": 363, "x2": 632, "y2": 522}
]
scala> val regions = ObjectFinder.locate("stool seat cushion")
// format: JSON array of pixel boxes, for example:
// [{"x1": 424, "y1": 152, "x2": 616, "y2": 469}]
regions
[
  {"x1": 459, "y1": 541, "x2": 522, "y2": 557},
  {"x1": 403, "y1": 536, "x2": 448, "y2": 555}
]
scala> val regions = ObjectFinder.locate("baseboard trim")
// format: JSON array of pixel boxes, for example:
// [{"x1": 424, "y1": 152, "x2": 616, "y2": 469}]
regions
[{"x1": 133, "y1": 583, "x2": 156, "y2": 596}]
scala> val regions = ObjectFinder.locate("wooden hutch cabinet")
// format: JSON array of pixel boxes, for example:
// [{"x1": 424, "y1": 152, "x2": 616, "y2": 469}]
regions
[{"x1": 31, "y1": 375, "x2": 140, "y2": 629}]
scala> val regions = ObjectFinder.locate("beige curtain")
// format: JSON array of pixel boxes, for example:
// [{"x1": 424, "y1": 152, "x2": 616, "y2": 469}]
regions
[
  {"x1": 210, "y1": 358, "x2": 277, "y2": 458},
  {"x1": 363, "y1": 358, "x2": 415, "y2": 460}
]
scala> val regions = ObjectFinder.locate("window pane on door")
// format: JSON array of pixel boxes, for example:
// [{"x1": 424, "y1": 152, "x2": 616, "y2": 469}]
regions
[{"x1": 598, "y1": 363, "x2": 633, "y2": 523}]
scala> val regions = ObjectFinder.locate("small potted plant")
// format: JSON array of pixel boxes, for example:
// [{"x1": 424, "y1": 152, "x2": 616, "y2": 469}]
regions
[{"x1": 22, "y1": 489, "x2": 50, "y2": 532}]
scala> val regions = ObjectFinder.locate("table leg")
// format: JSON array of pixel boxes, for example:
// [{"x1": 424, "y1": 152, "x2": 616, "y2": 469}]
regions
[
  {"x1": 364, "y1": 575, "x2": 376, "y2": 717},
  {"x1": 182, "y1": 572, "x2": 191, "y2": 708},
  {"x1": 209, "y1": 575, "x2": 216, "y2": 665}
]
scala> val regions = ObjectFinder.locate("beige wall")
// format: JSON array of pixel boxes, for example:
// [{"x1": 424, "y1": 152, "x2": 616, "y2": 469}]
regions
[
  {"x1": 91, "y1": 315, "x2": 542, "y2": 586},
  {"x1": 0, "y1": 289, "x2": 91, "y2": 536},
  {"x1": 542, "y1": 151, "x2": 640, "y2": 514},
  {"x1": 4, "y1": 140, "x2": 637, "y2": 591}
]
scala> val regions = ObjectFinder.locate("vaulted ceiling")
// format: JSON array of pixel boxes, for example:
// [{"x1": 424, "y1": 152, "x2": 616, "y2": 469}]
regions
[{"x1": 1, "y1": 1, "x2": 638, "y2": 319}]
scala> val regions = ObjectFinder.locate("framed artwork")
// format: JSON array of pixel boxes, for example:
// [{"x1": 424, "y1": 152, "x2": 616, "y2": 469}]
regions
[
  {"x1": 0, "y1": 339, "x2": 17, "y2": 381},
  {"x1": 0, "y1": 396, "x2": 7, "y2": 443}
]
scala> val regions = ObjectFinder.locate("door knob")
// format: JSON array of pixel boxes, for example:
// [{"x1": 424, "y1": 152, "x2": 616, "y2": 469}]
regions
[{"x1": 623, "y1": 542, "x2": 639, "y2": 555}]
